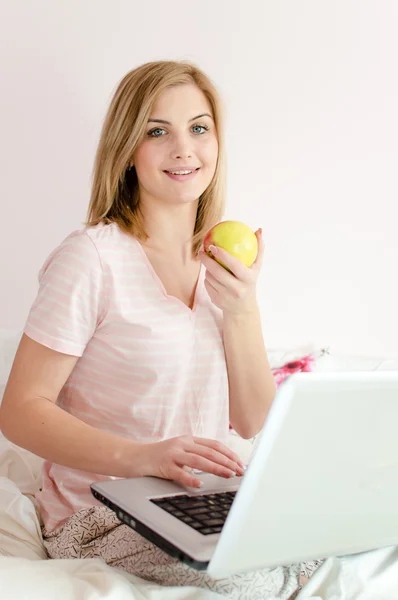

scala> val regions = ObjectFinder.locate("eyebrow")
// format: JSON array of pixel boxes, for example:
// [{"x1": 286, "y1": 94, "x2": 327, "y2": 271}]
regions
[{"x1": 147, "y1": 113, "x2": 213, "y2": 125}]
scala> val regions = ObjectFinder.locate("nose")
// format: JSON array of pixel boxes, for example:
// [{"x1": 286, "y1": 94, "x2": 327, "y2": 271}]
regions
[{"x1": 170, "y1": 131, "x2": 193, "y2": 160}]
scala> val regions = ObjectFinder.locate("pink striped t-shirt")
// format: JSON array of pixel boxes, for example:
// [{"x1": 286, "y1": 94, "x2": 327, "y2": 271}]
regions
[{"x1": 24, "y1": 223, "x2": 229, "y2": 532}]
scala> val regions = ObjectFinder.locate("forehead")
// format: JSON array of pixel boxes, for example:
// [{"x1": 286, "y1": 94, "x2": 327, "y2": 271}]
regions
[{"x1": 150, "y1": 83, "x2": 213, "y2": 120}]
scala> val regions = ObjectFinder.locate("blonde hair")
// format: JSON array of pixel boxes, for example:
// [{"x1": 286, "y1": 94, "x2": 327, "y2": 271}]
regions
[{"x1": 86, "y1": 60, "x2": 226, "y2": 255}]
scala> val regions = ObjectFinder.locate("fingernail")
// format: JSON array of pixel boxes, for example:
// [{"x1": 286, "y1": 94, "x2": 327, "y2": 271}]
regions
[
  {"x1": 197, "y1": 480, "x2": 204, "y2": 488},
  {"x1": 259, "y1": 228, "x2": 263, "y2": 236},
  {"x1": 209, "y1": 244, "x2": 218, "y2": 255}
]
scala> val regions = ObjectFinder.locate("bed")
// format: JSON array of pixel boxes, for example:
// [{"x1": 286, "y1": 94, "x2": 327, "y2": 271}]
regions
[{"x1": 1, "y1": 329, "x2": 398, "y2": 599}]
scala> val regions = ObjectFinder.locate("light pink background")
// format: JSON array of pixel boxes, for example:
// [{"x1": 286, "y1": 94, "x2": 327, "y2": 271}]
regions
[{"x1": 1, "y1": 0, "x2": 397, "y2": 357}]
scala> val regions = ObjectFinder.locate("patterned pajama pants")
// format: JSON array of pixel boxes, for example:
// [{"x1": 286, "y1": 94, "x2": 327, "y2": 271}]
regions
[{"x1": 43, "y1": 506, "x2": 322, "y2": 600}]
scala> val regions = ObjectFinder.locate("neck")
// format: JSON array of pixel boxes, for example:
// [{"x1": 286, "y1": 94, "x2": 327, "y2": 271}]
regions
[{"x1": 139, "y1": 196, "x2": 199, "y2": 264}]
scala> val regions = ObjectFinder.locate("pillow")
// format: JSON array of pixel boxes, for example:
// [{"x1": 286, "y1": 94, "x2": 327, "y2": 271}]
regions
[
  {"x1": 313, "y1": 349, "x2": 398, "y2": 372},
  {"x1": 0, "y1": 437, "x2": 43, "y2": 496}
]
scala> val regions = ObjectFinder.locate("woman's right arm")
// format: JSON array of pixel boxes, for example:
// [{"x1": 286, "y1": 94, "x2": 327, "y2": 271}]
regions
[
  {"x1": 0, "y1": 335, "x2": 243, "y2": 486},
  {"x1": 0, "y1": 334, "x2": 144, "y2": 478}
]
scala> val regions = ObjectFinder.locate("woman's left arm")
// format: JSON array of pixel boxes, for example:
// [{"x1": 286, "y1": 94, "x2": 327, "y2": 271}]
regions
[{"x1": 199, "y1": 229, "x2": 276, "y2": 439}]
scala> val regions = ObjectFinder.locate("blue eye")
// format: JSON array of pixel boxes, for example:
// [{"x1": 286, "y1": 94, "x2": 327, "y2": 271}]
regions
[
  {"x1": 192, "y1": 124, "x2": 209, "y2": 134},
  {"x1": 148, "y1": 128, "x2": 166, "y2": 137}
]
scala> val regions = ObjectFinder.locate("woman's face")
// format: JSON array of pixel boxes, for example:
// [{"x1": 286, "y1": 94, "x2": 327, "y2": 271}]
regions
[{"x1": 133, "y1": 83, "x2": 219, "y2": 207}]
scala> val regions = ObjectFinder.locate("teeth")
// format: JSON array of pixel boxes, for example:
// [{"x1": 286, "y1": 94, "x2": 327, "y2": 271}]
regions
[{"x1": 168, "y1": 170, "x2": 193, "y2": 175}]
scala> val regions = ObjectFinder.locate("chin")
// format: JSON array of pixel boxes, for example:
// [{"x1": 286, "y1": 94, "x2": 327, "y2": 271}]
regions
[
  {"x1": 162, "y1": 186, "x2": 208, "y2": 206},
  {"x1": 170, "y1": 193, "x2": 200, "y2": 205}
]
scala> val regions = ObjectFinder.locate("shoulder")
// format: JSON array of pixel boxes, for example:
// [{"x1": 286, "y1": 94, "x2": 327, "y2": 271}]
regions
[
  {"x1": 83, "y1": 222, "x2": 139, "y2": 262},
  {"x1": 39, "y1": 227, "x2": 102, "y2": 280},
  {"x1": 83, "y1": 222, "x2": 126, "y2": 246},
  {"x1": 40, "y1": 223, "x2": 131, "y2": 275}
]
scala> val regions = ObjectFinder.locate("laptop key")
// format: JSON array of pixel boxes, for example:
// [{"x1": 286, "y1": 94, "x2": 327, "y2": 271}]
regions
[
  {"x1": 181, "y1": 500, "x2": 207, "y2": 509},
  {"x1": 195, "y1": 513, "x2": 210, "y2": 522},
  {"x1": 168, "y1": 497, "x2": 190, "y2": 505},
  {"x1": 171, "y1": 501, "x2": 198, "y2": 511},
  {"x1": 212, "y1": 526, "x2": 223, "y2": 533},
  {"x1": 203, "y1": 519, "x2": 224, "y2": 527},
  {"x1": 200, "y1": 527, "x2": 215, "y2": 535},
  {"x1": 159, "y1": 503, "x2": 175, "y2": 512},
  {"x1": 180, "y1": 516, "x2": 194, "y2": 524},
  {"x1": 208, "y1": 511, "x2": 222, "y2": 519},
  {"x1": 185, "y1": 507, "x2": 208, "y2": 516}
]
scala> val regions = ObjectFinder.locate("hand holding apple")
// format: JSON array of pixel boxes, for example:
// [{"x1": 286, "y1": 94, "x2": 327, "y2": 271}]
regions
[{"x1": 199, "y1": 221, "x2": 264, "y2": 316}]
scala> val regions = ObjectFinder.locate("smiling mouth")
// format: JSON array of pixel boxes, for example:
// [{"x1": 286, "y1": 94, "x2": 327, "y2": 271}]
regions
[{"x1": 164, "y1": 168, "x2": 200, "y2": 175}]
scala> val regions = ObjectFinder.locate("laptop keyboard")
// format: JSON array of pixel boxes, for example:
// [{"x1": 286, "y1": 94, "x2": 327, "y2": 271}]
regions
[{"x1": 150, "y1": 491, "x2": 237, "y2": 535}]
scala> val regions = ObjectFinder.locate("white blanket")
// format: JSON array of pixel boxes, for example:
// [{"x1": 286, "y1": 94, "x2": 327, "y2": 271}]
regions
[
  {"x1": 0, "y1": 555, "x2": 230, "y2": 600},
  {"x1": 296, "y1": 546, "x2": 398, "y2": 599}
]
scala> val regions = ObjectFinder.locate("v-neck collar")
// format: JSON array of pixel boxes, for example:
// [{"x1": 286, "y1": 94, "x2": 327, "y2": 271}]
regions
[{"x1": 132, "y1": 237, "x2": 204, "y2": 314}]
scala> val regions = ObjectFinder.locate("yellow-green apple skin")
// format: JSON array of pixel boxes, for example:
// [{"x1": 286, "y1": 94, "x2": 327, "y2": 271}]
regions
[{"x1": 203, "y1": 221, "x2": 258, "y2": 269}]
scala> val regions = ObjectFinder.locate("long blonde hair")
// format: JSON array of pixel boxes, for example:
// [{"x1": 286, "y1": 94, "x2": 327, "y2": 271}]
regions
[{"x1": 86, "y1": 61, "x2": 226, "y2": 255}]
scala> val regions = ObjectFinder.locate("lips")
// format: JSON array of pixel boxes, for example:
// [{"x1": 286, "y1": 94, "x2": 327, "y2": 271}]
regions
[
  {"x1": 164, "y1": 167, "x2": 200, "y2": 175},
  {"x1": 163, "y1": 167, "x2": 201, "y2": 182}
]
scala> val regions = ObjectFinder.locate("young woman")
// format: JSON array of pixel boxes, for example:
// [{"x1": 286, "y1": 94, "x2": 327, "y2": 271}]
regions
[{"x1": 0, "y1": 61, "x2": 306, "y2": 599}]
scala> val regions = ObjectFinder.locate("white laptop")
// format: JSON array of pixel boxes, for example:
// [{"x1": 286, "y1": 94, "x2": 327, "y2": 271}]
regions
[{"x1": 91, "y1": 371, "x2": 398, "y2": 578}]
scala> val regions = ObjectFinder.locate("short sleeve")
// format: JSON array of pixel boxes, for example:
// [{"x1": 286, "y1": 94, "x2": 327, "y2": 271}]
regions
[{"x1": 24, "y1": 231, "x2": 106, "y2": 357}]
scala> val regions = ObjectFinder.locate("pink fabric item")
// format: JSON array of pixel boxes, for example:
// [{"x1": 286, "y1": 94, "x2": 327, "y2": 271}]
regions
[
  {"x1": 272, "y1": 354, "x2": 316, "y2": 387},
  {"x1": 24, "y1": 223, "x2": 229, "y2": 532}
]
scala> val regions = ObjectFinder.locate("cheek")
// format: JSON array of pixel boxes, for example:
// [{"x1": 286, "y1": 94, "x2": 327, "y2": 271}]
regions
[
  {"x1": 198, "y1": 141, "x2": 218, "y2": 182},
  {"x1": 201, "y1": 137, "x2": 219, "y2": 169},
  {"x1": 134, "y1": 144, "x2": 163, "y2": 179}
]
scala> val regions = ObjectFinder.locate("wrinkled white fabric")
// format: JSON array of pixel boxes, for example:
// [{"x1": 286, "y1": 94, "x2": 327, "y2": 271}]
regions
[
  {"x1": 0, "y1": 477, "x2": 45, "y2": 560},
  {"x1": 0, "y1": 556, "x2": 225, "y2": 600},
  {"x1": 296, "y1": 546, "x2": 398, "y2": 599}
]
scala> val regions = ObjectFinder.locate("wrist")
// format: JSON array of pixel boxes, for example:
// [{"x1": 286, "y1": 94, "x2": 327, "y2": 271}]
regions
[
  {"x1": 118, "y1": 439, "x2": 148, "y2": 478},
  {"x1": 223, "y1": 301, "x2": 260, "y2": 322}
]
